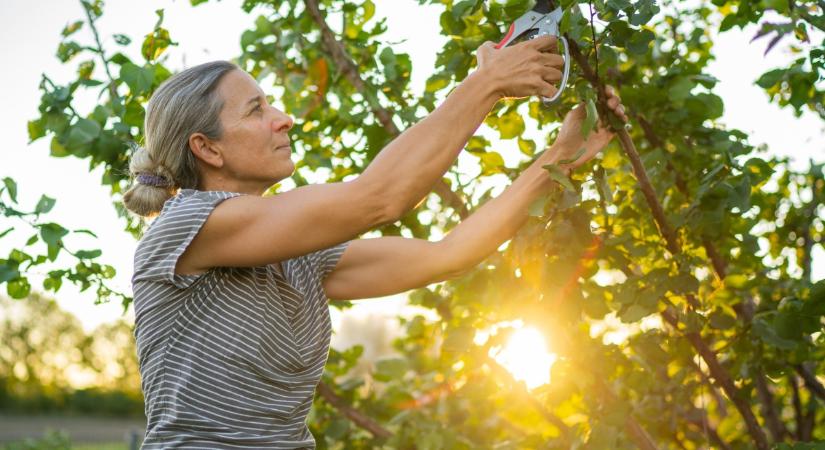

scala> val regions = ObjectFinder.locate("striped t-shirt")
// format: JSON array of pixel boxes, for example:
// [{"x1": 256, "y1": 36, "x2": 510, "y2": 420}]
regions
[{"x1": 131, "y1": 188, "x2": 350, "y2": 449}]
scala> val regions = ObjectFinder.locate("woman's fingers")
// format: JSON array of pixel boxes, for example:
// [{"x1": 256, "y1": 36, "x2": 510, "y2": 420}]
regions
[
  {"x1": 543, "y1": 84, "x2": 559, "y2": 98},
  {"x1": 540, "y1": 53, "x2": 565, "y2": 69},
  {"x1": 604, "y1": 85, "x2": 628, "y2": 123},
  {"x1": 542, "y1": 67, "x2": 563, "y2": 83},
  {"x1": 529, "y1": 34, "x2": 558, "y2": 53}
]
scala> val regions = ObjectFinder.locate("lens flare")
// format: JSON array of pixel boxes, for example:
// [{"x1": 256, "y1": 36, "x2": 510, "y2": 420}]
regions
[{"x1": 491, "y1": 325, "x2": 557, "y2": 389}]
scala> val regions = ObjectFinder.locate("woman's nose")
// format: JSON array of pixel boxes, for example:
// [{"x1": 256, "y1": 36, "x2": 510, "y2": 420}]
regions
[{"x1": 271, "y1": 111, "x2": 294, "y2": 132}]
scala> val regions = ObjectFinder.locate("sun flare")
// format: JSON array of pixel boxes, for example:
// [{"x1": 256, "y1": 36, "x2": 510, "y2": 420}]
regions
[{"x1": 491, "y1": 325, "x2": 557, "y2": 390}]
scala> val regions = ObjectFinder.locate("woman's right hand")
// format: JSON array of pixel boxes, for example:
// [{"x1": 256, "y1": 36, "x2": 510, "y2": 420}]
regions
[{"x1": 475, "y1": 35, "x2": 564, "y2": 101}]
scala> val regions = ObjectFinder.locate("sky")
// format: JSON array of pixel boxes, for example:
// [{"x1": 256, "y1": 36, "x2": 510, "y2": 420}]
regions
[{"x1": 0, "y1": 0, "x2": 822, "y2": 335}]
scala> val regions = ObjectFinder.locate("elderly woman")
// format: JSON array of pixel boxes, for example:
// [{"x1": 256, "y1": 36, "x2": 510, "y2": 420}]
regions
[{"x1": 124, "y1": 35, "x2": 626, "y2": 448}]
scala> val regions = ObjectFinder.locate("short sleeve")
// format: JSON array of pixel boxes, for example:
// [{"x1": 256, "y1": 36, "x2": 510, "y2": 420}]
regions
[
  {"x1": 132, "y1": 189, "x2": 244, "y2": 290},
  {"x1": 308, "y1": 240, "x2": 352, "y2": 280}
]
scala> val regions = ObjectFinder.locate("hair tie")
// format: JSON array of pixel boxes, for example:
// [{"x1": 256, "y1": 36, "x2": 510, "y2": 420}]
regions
[{"x1": 137, "y1": 173, "x2": 173, "y2": 187}]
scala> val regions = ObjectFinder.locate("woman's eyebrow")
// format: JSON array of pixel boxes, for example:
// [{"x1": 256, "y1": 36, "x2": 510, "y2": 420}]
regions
[{"x1": 245, "y1": 95, "x2": 264, "y2": 109}]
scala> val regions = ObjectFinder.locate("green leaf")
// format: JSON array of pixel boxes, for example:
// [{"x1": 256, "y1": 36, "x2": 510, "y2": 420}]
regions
[
  {"x1": 620, "y1": 304, "x2": 653, "y2": 323},
  {"x1": 629, "y1": 1, "x2": 659, "y2": 25},
  {"x1": 61, "y1": 20, "x2": 84, "y2": 37},
  {"x1": 57, "y1": 41, "x2": 82, "y2": 62},
  {"x1": 425, "y1": 74, "x2": 450, "y2": 93},
  {"x1": 0, "y1": 264, "x2": 20, "y2": 284},
  {"x1": 120, "y1": 63, "x2": 155, "y2": 94},
  {"x1": 708, "y1": 309, "x2": 737, "y2": 329},
  {"x1": 517, "y1": 137, "x2": 536, "y2": 156},
  {"x1": 50, "y1": 137, "x2": 69, "y2": 158},
  {"x1": 2, "y1": 177, "x2": 18, "y2": 203},
  {"x1": 34, "y1": 195, "x2": 56, "y2": 215},
  {"x1": 581, "y1": 98, "x2": 598, "y2": 139},
  {"x1": 752, "y1": 316, "x2": 798, "y2": 350},
  {"x1": 687, "y1": 93, "x2": 724, "y2": 119},
  {"x1": 559, "y1": 147, "x2": 586, "y2": 165},
  {"x1": 40, "y1": 223, "x2": 69, "y2": 247},
  {"x1": 325, "y1": 418, "x2": 350, "y2": 440},
  {"x1": 528, "y1": 195, "x2": 548, "y2": 217},
  {"x1": 240, "y1": 30, "x2": 257, "y2": 49},
  {"x1": 496, "y1": 110, "x2": 525, "y2": 139},
  {"x1": 66, "y1": 118, "x2": 101, "y2": 149},
  {"x1": 75, "y1": 249, "x2": 102, "y2": 259},
  {"x1": 668, "y1": 77, "x2": 694, "y2": 102},
  {"x1": 374, "y1": 357, "x2": 408, "y2": 381},
  {"x1": 72, "y1": 229, "x2": 99, "y2": 238},
  {"x1": 756, "y1": 68, "x2": 785, "y2": 88},
  {"x1": 113, "y1": 33, "x2": 131, "y2": 46},
  {"x1": 452, "y1": 0, "x2": 478, "y2": 19},
  {"x1": 27, "y1": 118, "x2": 46, "y2": 142},
  {"x1": 627, "y1": 29, "x2": 655, "y2": 54},
  {"x1": 379, "y1": 47, "x2": 398, "y2": 80},
  {"x1": 7, "y1": 278, "x2": 30, "y2": 299},
  {"x1": 142, "y1": 25, "x2": 174, "y2": 61},
  {"x1": 669, "y1": 272, "x2": 699, "y2": 294},
  {"x1": 479, "y1": 151, "x2": 505, "y2": 175},
  {"x1": 542, "y1": 163, "x2": 575, "y2": 192},
  {"x1": 43, "y1": 275, "x2": 63, "y2": 292},
  {"x1": 362, "y1": 0, "x2": 376, "y2": 23}
]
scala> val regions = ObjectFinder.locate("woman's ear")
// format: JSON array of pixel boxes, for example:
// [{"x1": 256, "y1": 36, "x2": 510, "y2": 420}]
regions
[{"x1": 188, "y1": 132, "x2": 224, "y2": 169}]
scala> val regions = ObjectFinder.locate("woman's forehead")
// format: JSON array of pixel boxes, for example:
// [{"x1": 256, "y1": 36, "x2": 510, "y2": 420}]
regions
[{"x1": 220, "y1": 70, "x2": 263, "y2": 107}]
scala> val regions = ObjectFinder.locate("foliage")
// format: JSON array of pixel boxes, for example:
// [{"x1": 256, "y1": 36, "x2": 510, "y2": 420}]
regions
[
  {"x1": 3, "y1": 0, "x2": 823, "y2": 448},
  {"x1": 0, "y1": 178, "x2": 128, "y2": 308},
  {"x1": 0, "y1": 294, "x2": 142, "y2": 417},
  {"x1": 712, "y1": 0, "x2": 825, "y2": 118},
  {"x1": 1, "y1": 431, "x2": 71, "y2": 450}
]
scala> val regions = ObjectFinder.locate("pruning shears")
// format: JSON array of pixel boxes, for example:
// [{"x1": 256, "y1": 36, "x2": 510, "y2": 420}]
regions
[{"x1": 495, "y1": 0, "x2": 571, "y2": 105}]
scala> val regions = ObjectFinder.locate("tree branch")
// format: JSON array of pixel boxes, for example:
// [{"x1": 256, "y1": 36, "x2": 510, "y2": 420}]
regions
[
  {"x1": 315, "y1": 380, "x2": 393, "y2": 439},
  {"x1": 566, "y1": 37, "x2": 770, "y2": 450},
  {"x1": 686, "y1": 414, "x2": 732, "y2": 450},
  {"x1": 592, "y1": 377, "x2": 661, "y2": 450},
  {"x1": 80, "y1": 0, "x2": 118, "y2": 100},
  {"x1": 795, "y1": 363, "x2": 825, "y2": 402},
  {"x1": 485, "y1": 355, "x2": 573, "y2": 445},
  {"x1": 636, "y1": 114, "x2": 802, "y2": 443},
  {"x1": 688, "y1": 359, "x2": 728, "y2": 418},
  {"x1": 755, "y1": 368, "x2": 789, "y2": 442},
  {"x1": 303, "y1": 0, "x2": 469, "y2": 219},
  {"x1": 790, "y1": 374, "x2": 805, "y2": 441},
  {"x1": 801, "y1": 164, "x2": 820, "y2": 282}
]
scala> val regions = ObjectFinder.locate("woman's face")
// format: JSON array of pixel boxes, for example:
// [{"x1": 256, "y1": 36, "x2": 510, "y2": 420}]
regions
[{"x1": 211, "y1": 69, "x2": 295, "y2": 189}]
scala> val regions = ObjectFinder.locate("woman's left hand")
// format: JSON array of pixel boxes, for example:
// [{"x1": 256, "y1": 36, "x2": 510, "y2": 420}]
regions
[{"x1": 542, "y1": 86, "x2": 628, "y2": 171}]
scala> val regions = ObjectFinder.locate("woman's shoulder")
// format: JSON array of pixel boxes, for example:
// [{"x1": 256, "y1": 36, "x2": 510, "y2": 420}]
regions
[
  {"x1": 137, "y1": 189, "x2": 245, "y2": 245},
  {"x1": 165, "y1": 188, "x2": 244, "y2": 210},
  {"x1": 153, "y1": 189, "x2": 244, "y2": 223}
]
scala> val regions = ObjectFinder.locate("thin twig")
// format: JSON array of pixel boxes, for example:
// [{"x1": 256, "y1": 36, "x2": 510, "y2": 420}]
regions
[{"x1": 80, "y1": 0, "x2": 118, "y2": 100}]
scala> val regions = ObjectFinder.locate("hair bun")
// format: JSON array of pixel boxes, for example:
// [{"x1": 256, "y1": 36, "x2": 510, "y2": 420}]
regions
[{"x1": 122, "y1": 144, "x2": 176, "y2": 217}]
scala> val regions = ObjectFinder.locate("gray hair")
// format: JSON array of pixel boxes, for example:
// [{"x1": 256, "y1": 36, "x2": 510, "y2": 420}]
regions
[{"x1": 122, "y1": 60, "x2": 239, "y2": 217}]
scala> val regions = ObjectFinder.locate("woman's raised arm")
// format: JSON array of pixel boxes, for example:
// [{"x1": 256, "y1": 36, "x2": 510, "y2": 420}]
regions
[{"x1": 359, "y1": 35, "x2": 563, "y2": 218}]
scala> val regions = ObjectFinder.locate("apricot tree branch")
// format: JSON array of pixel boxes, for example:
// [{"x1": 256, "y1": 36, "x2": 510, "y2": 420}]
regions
[{"x1": 566, "y1": 37, "x2": 770, "y2": 450}]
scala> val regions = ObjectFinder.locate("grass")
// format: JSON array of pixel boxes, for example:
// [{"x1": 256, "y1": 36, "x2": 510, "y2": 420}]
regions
[{"x1": 71, "y1": 444, "x2": 129, "y2": 450}]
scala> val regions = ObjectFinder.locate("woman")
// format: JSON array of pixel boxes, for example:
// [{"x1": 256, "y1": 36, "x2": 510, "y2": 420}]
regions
[{"x1": 125, "y1": 35, "x2": 626, "y2": 448}]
